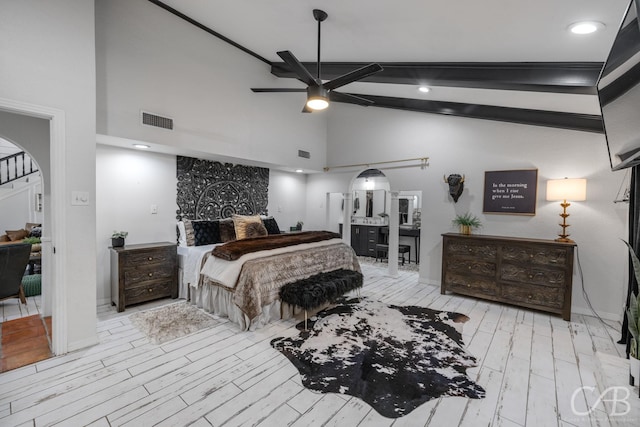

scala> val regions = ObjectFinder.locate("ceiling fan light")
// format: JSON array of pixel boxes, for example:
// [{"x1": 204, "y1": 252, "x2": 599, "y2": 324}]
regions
[
  {"x1": 306, "y1": 85, "x2": 329, "y2": 110},
  {"x1": 307, "y1": 97, "x2": 329, "y2": 110}
]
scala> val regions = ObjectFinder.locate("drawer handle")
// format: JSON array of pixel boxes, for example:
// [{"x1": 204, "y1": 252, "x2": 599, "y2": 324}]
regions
[
  {"x1": 528, "y1": 295, "x2": 532, "y2": 299},
  {"x1": 148, "y1": 273, "x2": 153, "y2": 277},
  {"x1": 148, "y1": 288, "x2": 153, "y2": 293},
  {"x1": 530, "y1": 254, "x2": 534, "y2": 258},
  {"x1": 467, "y1": 284, "x2": 471, "y2": 288},
  {"x1": 528, "y1": 275, "x2": 533, "y2": 279},
  {"x1": 468, "y1": 266, "x2": 472, "y2": 270},
  {"x1": 468, "y1": 249, "x2": 472, "y2": 252},
  {"x1": 148, "y1": 257, "x2": 153, "y2": 261}
]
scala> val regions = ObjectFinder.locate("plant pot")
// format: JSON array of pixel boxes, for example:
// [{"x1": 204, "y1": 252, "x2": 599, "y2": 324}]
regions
[
  {"x1": 631, "y1": 356, "x2": 640, "y2": 385},
  {"x1": 111, "y1": 237, "x2": 125, "y2": 248},
  {"x1": 460, "y1": 225, "x2": 471, "y2": 235},
  {"x1": 30, "y1": 243, "x2": 41, "y2": 253}
]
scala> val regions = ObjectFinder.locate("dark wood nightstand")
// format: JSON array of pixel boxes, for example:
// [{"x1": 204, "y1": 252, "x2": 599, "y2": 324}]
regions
[{"x1": 110, "y1": 242, "x2": 178, "y2": 312}]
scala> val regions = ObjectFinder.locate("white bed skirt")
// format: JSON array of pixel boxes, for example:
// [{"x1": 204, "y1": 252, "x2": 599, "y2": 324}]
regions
[{"x1": 188, "y1": 283, "x2": 296, "y2": 331}]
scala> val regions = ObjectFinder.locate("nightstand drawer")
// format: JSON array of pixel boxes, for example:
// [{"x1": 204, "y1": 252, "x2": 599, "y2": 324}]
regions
[
  {"x1": 124, "y1": 282, "x2": 173, "y2": 305},
  {"x1": 124, "y1": 265, "x2": 174, "y2": 287},
  {"x1": 124, "y1": 249, "x2": 174, "y2": 267}
]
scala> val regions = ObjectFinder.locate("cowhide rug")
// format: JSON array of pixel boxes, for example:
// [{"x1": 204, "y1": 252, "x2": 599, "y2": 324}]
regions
[
  {"x1": 130, "y1": 302, "x2": 220, "y2": 345},
  {"x1": 271, "y1": 297, "x2": 485, "y2": 418}
]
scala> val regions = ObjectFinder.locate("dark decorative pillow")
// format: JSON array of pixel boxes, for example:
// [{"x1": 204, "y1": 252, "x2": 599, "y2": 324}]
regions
[
  {"x1": 245, "y1": 221, "x2": 268, "y2": 238},
  {"x1": 192, "y1": 220, "x2": 222, "y2": 246},
  {"x1": 219, "y1": 218, "x2": 237, "y2": 243},
  {"x1": 262, "y1": 217, "x2": 281, "y2": 235}
]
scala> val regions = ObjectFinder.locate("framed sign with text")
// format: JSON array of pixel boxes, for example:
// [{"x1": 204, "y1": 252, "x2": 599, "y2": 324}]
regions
[{"x1": 483, "y1": 169, "x2": 538, "y2": 215}]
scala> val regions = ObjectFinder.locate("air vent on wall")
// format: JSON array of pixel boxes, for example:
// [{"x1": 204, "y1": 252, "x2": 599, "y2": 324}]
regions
[
  {"x1": 141, "y1": 111, "x2": 173, "y2": 130},
  {"x1": 298, "y1": 150, "x2": 311, "y2": 159}
]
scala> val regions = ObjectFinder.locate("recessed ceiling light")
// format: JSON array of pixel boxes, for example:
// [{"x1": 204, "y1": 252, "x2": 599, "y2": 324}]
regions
[
  {"x1": 133, "y1": 144, "x2": 150, "y2": 149},
  {"x1": 418, "y1": 86, "x2": 431, "y2": 93},
  {"x1": 295, "y1": 169, "x2": 303, "y2": 173},
  {"x1": 568, "y1": 21, "x2": 604, "y2": 35}
]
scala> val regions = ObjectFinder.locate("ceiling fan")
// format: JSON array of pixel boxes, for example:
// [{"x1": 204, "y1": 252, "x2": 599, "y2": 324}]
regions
[{"x1": 251, "y1": 9, "x2": 383, "y2": 112}]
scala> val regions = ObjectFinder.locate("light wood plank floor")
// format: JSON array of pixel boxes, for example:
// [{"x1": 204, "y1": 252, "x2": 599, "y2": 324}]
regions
[
  {"x1": 0, "y1": 263, "x2": 638, "y2": 426},
  {"x1": 1, "y1": 295, "x2": 42, "y2": 323}
]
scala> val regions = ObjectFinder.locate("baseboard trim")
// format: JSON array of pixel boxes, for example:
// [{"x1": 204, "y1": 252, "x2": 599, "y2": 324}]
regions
[{"x1": 571, "y1": 306, "x2": 623, "y2": 323}]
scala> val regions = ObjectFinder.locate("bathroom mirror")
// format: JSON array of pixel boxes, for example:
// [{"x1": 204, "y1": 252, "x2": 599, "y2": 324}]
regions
[{"x1": 353, "y1": 189, "x2": 386, "y2": 217}]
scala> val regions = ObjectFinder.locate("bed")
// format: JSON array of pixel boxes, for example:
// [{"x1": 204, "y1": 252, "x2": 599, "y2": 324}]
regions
[{"x1": 177, "y1": 217, "x2": 361, "y2": 330}]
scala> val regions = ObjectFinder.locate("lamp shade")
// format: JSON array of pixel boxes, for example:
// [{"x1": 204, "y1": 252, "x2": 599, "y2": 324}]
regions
[{"x1": 546, "y1": 178, "x2": 587, "y2": 201}]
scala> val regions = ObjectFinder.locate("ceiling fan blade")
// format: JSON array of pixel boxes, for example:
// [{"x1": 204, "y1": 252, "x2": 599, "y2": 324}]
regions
[
  {"x1": 323, "y1": 63, "x2": 383, "y2": 91},
  {"x1": 329, "y1": 91, "x2": 375, "y2": 106},
  {"x1": 277, "y1": 51, "x2": 319, "y2": 87},
  {"x1": 251, "y1": 88, "x2": 307, "y2": 93}
]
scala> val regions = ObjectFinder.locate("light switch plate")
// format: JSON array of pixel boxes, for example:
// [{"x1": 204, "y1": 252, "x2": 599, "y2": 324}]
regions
[{"x1": 71, "y1": 191, "x2": 90, "y2": 206}]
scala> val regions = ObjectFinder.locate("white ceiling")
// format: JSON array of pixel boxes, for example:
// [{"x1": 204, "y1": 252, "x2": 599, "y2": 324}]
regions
[
  {"x1": 161, "y1": 0, "x2": 630, "y2": 62},
  {"x1": 158, "y1": 0, "x2": 633, "y2": 114}
]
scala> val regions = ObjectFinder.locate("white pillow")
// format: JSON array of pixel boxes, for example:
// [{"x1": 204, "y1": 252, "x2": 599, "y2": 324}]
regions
[{"x1": 177, "y1": 221, "x2": 187, "y2": 247}]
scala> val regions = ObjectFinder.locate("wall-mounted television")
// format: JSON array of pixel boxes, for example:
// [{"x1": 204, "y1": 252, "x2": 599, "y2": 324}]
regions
[{"x1": 598, "y1": 0, "x2": 640, "y2": 171}]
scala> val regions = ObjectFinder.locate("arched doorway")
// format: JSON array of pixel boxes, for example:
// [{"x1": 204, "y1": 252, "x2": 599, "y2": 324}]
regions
[{"x1": 0, "y1": 97, "x2": 68, "y2": 357}]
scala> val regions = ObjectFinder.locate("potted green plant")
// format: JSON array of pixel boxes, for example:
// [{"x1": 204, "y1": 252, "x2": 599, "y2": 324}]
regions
[
  {"x1": 111, "y1": 231, "x2": 128, "y2": 248},
  {"x1": 623, "y1": 240, "x2": 640, "y2": 384},
  {"x1": 452, "y1": 212, "x2": 482, "y2": 235}
]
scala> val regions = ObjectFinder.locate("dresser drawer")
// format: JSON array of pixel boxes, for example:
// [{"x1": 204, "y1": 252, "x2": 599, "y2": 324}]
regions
[
  {"x1": 124, "y1": 264, "x2": 174, "y2": 287},
  {"x1": 445, "y1": 272, "x2": 498, "y2": 296},
  {"x1": 124, "y1": 282, "x2": 173, "y2": 305},
  {"x1": 123, "y1": 249, "x2": 174, "y2": 268},
  {"x1": 446, "y1": 259, "x2": 496, "y2": 277},
  {"x1": 501, "y1": 283, "x2": 564, "y2": 309},
  {"x1": 446, "y1": 241, "x2": 497, "y2": 261},
  {"x1": 500, "y1": 263, "x2": 566, "y2": 287},
  {"x1": 501, "y1": 245, "x2": 569, "y2": 266}
]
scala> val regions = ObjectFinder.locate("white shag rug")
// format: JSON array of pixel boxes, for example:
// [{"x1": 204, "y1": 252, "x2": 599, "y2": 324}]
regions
[{"x1": 129, "y1": 302, "x2": 220, "y2": 344}]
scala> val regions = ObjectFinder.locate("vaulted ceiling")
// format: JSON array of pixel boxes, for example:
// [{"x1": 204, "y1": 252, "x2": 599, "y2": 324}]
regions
[{"x1": 150, "y1": 0, "x2": 633, "y2": 133}]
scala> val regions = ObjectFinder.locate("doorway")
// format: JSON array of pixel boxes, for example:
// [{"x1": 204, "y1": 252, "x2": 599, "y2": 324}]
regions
[
  {"x1": 0, "y1": 137, "x2": 53, "y2": 370},
  {"x1": 0, "y1": 96, "x2": 68, "y2": 359}
]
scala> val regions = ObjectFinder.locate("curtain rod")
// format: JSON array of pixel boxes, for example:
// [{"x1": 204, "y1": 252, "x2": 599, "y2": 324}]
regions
[{"x1": 323, "y1": 157, "x2": 429, "y2": 172}]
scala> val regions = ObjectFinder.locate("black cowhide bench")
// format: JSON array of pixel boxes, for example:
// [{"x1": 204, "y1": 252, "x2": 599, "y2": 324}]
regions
[{"x1": 279, "y1": 268, "x2": 364, "y2": 329}]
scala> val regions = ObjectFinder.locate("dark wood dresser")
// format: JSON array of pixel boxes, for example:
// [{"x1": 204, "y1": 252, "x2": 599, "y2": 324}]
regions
[
  {"x1": 110, "y1": 242, "x2": 178, "y2": 312},
  {"x1": 441, "y1": 233, "x2": 576, "y2": 320}
]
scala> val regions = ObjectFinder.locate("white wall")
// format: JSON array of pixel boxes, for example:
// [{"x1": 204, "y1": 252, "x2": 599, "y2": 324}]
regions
[
  {"x1": 306, "y1": 103, "x2": 628, "y2": 320},
  {"x1": 0, "y1": 0, "x2": 97, "y2": 351},
  {"x1": 95, "y1": 0, "x2": 327, "y2": 172},
  {"x1": 96, "y1": 145, "x2": 178, "y2": 305},
  {"x1": 267, "y1": 170, "x2": 308, "y2": 232}
]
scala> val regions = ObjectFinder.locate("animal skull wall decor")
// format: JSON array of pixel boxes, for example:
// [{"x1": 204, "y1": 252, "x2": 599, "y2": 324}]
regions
[{"x1": 444, "y1": 174, "x2": 465, "y2": 203}]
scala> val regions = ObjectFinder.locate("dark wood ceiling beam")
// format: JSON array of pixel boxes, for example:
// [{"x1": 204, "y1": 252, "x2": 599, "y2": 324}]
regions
[
  {"x1": 271, "y1": 62, "x2": 604, "y2": 94},
  {"x1": 336, "y1": 94, "x2": 604, "y2": 133}
]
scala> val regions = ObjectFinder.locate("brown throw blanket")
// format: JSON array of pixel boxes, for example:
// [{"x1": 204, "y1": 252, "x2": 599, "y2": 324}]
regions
[{"x1": 212, "y1": 230, "x2": 341, "y2": 261}]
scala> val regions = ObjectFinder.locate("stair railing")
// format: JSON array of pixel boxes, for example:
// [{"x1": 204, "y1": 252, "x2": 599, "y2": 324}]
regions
[{"x1": 0, "y1": 151, "x2": 39, "y2": 186}]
